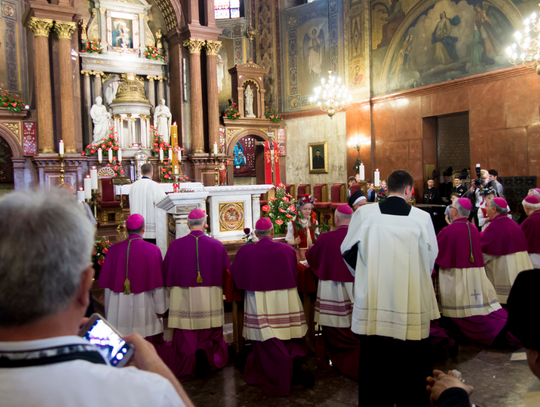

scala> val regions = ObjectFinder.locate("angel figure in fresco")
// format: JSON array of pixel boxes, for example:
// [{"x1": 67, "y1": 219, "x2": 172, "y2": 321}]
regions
[
  {"x1": 390, "y1": 34, "x2": 413, "y2": 88},
  {"x1": 303, "y1": 28, "x2": 325, "y2": 82},
  {"x1": 378, "y1": 0, "x2": 405, "y2": 49},
  {"x1": 431, "y1": 11, "x2": 461, "y2": 65},
  {"x1": 474, "y1": 3, "x2": 502, "y2": 60}
]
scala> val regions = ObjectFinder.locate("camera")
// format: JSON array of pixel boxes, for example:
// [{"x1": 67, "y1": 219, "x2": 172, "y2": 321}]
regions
[{"x1": 473, "y1": 164, "x2": 483, "y2": 188}]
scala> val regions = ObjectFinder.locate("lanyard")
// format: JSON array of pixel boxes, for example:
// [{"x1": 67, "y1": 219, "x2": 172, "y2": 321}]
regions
[
  {"x1": 124, "y1": 237, "x2": 143, "y2": 294},
  {"x1": 0, "y1": 343, "x2": 106, "y2": 368},
  {"x1": 189, "y1": 233, "x2": 203, "y2": 284}
]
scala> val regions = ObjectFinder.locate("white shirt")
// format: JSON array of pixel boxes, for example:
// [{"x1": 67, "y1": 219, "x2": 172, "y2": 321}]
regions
[
  {"x1": 0, "y1": 336, "x2": 184, "y2": 407},
  {"x1": 129, "y1": 178, "x2": 166, "y2": 239}
]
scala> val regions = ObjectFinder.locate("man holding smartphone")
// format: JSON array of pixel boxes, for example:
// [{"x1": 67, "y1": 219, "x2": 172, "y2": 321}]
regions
[{"x1": 0, "y1": 188, "x2": 193, "y2": 407}]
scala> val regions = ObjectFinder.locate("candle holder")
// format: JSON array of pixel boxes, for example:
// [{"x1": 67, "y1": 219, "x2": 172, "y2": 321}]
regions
[
  {"x1": 86, "y1": 189, "x2": 99, "y2": 222},
  {"x1": 359, "y1": 180, "x2": 367, "y2": 195},
  {"x1": 58, "y1": 153, "x2": 65, "y2": 184},
  {"x1": 213, "y1": 153, "x2": 219, "y2": 186}
]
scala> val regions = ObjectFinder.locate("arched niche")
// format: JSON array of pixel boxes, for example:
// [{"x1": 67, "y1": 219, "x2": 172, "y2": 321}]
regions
[
  {"x1": 229, "y1": 59, "x2": 267, "y2": 119},
  {"x1": 0, "y1": 125, "x2": 23, "y2": 158}
]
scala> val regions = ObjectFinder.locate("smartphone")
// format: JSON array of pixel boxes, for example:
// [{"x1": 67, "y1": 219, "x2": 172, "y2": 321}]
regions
[{"x1": 78, "y1": 313, "x2": 134, "y2": 368}]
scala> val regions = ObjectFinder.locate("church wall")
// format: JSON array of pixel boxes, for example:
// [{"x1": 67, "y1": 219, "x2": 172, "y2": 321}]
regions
[
  {"x1": 284, "y1": 111, "x2": 348, "y2": 193},
  {"x1": 346, "y1": 66, "x2": 540, "y2": 202}
]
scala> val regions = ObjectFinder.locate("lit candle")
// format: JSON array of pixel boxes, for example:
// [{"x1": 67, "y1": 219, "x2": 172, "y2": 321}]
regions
[
  {"x1": 178, "y1": 148, "x2": 182, "y2": 162},
  {"x1": 77, "y1": 187, "x2": 85, "y2": 203},
  {"x1": 117, "y1": 148, "x2": 122, "y2": 163},
  {"x1": 59, "y1": 140, "x2": 64, "y2": 155},
  {"x1": 90, "y1": 167, "x2": 98, "y2": 189},
  {"x1": 84, "y1": 176, "x2": 92, "y2": 200},
  {"x1": 159, "y1": 147, "x2": 164, "y2": 162},
  {"x1": 168, "y1": 148, "x2": 172, "y2": 161},
  {"x1": 213, "y1": 142, "x2": 218, "y2": 155},
  {"x1": 360, "y1": 163, "x2": 365, "y2": 181},
  {"x1": 97, "y1": 148, "x2": 103, "y2": 163},
  {"x1": 171, "y1": 122, "x2": 178, "y2": 168},
  {"x1": 374, "y1": 169, "x2": 380, "y2": 187},
  {"x1": 108, "y1": 148, "x2": 113, "y2": 163}
]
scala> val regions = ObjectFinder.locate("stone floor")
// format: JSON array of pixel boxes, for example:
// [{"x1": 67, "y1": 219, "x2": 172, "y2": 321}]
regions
[{"x1": 180, "y1": 333, "x2": 539, "y2": 407}]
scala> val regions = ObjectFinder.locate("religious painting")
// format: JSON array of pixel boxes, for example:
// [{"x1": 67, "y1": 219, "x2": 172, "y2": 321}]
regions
[
  {"x1": 112, "y1": 19, "x2": 133, "y2": 48},
  {"x1": 106, "y1": 11, "x2": 139, "y2": 53},
  {"x1": 233, "y1": 136, "x2": 256, "y2": 177},
  {"x1": 299, "y1": 19, "x2": 330, "y2": 96},
  {"x1": 22, "y1": 122, "x2": 36, "y2": 156},
  {"x1": 374, "y1": 0, "x2": 517, "y2": 96},
  {"x1": 309, "y1": 141, "x2": 329, "y2": 174},
  {"x1": 218, "y1": 202, "x2": 245, "y2": 232}
]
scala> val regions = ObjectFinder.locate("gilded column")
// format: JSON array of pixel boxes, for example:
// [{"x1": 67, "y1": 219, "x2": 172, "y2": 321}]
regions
[
  {"x1": 54, "y1": 21, "x2": 78, "y2": 153},
  {"x1": 81, "y1": 70, "x2": 93, "y2": 145},
  {"x1": 147, "y1": 76, "x2": 156, "y2": 108},
  {"x1": 183, "y1": 38, "x2": 205, "y2": 153},
  {"x1": 93, "y1": 71, "x2": 103, "y2": 98},
  {"x1": 205, "y1": 40, "x2": 222, "y2": 153},
  {"x1": 28, "y1": 18, "x2": 54, "y2": 153}
]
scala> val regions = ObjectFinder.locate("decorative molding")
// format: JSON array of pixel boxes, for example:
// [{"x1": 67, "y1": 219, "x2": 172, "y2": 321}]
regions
[
  {"x1": 54, "y1": 21, "x2": 77, "y2": 40},
  {"x1": 28, "y1": 18, "x2": 53, "y2": 37},
  {"x1": 183, "y1": 38, "x2": 205, "y2": 54},
  {"x1": 205, "y1": 40, "x2": 222, "y2": 56}
]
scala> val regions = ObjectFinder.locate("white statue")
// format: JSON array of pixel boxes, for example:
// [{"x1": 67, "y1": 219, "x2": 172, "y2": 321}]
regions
[
  {"x1": 244, "y1": 86, "x2": 255, "y2": 118},
  {"x1": 154, "y1": 99, "x2": 172, "y2": 143},
  {"x1": 90, "y1": 97, "x2": 112, "y2": 143},
  {"x1": 104, "y1": 79, "x2": 120, "y2": 107}
]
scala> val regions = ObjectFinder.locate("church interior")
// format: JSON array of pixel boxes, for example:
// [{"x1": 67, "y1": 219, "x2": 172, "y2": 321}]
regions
[{"x1": 1, "y1": 0, "x2": 540, "y2": 405}]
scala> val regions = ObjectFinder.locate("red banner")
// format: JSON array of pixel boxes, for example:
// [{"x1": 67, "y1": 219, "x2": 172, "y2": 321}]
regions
[
  {"x1": 264, "y1": 141, "x2": 281, "y2": 186},
  {"x1": 23, "y1": 122, "x2": 36, "y2": 156}
]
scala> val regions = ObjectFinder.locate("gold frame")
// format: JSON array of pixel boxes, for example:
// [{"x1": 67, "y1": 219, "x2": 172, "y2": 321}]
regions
[
  {"x1": 218, "y1": 202, "x2": 245, "y2": 232},
  {"x1": 309, "y1": 141, "x2": 329, "y2": 174}
]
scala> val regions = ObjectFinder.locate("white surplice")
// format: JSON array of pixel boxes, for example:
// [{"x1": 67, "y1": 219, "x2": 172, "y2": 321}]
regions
[
  {"x1": 168, "y1": 286, "x2": 224, "y2": 330},
  {"x1": 129, "y1": 178, "x2": 166, "y2": 239},
  {"x1": 104, "y1": 287, "x2": 169, "y2": 337},
  {"x1": 483, "y1": 251, "x2": 533, "y2": 304},
  {"x1": 314, "y1": 280, "x2": 354, "y2": 328},
  {"x1": 341, "y1": 202, "x2": 440, "y2": 341}
]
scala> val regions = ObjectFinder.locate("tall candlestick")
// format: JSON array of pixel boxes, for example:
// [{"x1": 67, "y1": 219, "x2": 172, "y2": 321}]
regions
[
  {"x1": 374, "y1": 169, "x2": 380, "y2": 187},
  {"x1": 59, "y1": 140, "x2": 64, "y2": 155},
  {"x1": 171, "y1": 122, "x2": 178, "y2": 168},
  {"x1": 213, "y1": 142, "x2": 218, "y2": 155},
  {"x1": 168, "y1": 148, "x2": 172, "y2": 161},
  {"x1": 90, "y1": 167, "x2": 98, "y2": 189},
  {"x1": 360, "y1": 163, "x2": 365, "y2": 181},
  {"x1": 77, "y1": 188, "x2": 85, "y2": 204},
  {"x1": 97, "y1": 148, "x2": 103, "y2": 163},
  {"x1": 118, "y1": 148, "x2": 122, "y2": 163},
  {"x1": 108, "y1": 148, "x2": 113, "y2": 163},
  {"x1": 84, "y1": 176, "x2": 92, "y2": 200},
  {"x1": 159, "y1": 147, "x2": 164, "y2": 162}
]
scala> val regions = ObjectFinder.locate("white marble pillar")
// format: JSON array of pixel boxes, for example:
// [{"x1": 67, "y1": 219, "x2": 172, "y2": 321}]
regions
[
  {"x1": 99, "y1": 8, "x2": 107, "y2": 53},
  {"x1": 126, "y1": 115, "x2": 132, "y2": 147},
  {"x1": 93, "y1": 72, "x2": 103, "y2": 98},
  {"x1": 147, "y1": 76, "x2": 156, "y2": 108},
  {"x1": 119, "y1": 115, "x2": 125, "y2": 148},
  {"x1": 157, "y1": 76, "x2": 165, "y2": 101},
  {"x1": 252, "y1": 195, "x2": 261, "y2": 230},
  {"x1": 131, "y1": 118, "x2": 137, "y2": 145},
  {"x1": 138, "y1": 13, "x2": 145, "y2": 58},
  {"x1": 140, "y1": 117, "x2": 146, "y2": 148}
]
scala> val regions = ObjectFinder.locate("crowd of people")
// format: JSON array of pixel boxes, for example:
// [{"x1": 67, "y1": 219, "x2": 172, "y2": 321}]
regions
[{"x1": 0, "y1": 167, "x2": 539, "y2": 406}]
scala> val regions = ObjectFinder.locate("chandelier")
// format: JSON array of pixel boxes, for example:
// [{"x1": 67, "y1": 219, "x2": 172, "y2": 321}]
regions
[
  {"x1": 309, "y1": 71, "x2": 353, "y2": 119},
  {"x1": 507, "y1": 11, "x2": 540, "y2": 73}
]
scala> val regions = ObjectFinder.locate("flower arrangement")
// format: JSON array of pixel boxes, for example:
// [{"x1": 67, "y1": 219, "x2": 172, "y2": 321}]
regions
[
  {"x1": 92, "y1": 238, "x2": 112, "y2": 278},
  {"x1": 105, "y1": 159, "x2": 125, "y2": 177},
  {"x1": 224, "y1": 102, "x2": 240, "y2": 120},
  {"x1": 160, "y1": 160, "x2": 189, "y2": 183},
  {"x1": 1, "y1": 89, "x2": 25, "y2": 112},
  {"x1": 81, "y1": 39, "x2": 102, "y2": 54},
  {"x1": 262, "y1": 186, "x2": 297, "y2": 234},
  {"x1": 81, "y1": 127, "x2": 120, "y2": 158},
  {"x1": 265, "y1": 106, "x2": 281, "y2": 122},
  {"x1": 150, "y1": 129, "x2": 172, "y2": 157},
  {"x1": 376, "y1": 190, "x2": 389, "y2": 202},
  {"x1": 144, "y1": 45, "x2": 166, "y2": 62},
  {"x1": 242, "y1": 227, "x2": 254, "y2": 244}
]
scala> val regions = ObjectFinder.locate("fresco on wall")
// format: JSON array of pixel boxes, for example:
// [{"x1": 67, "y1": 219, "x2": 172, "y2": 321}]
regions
[
  {"x1": 372, "y1": 0, "x2": 519, "y2": 95},
  {"x1": 218, "y1": 37, "x2": 235, "y2": 109},
  {"x1": 346, "y1": 0, "x2": 366, "y2": 90},
  {"x1": 0, "y1": 0, "x2": 22, "y2": 96},
  {"x1": 282, "y1": 0, "x2": 343, "y2": 111}
]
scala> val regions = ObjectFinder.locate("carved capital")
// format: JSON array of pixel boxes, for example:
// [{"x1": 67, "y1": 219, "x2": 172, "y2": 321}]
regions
[
  {"x1": 183, "y1": 38, "x2": 205, "y2": 54},
  {"x1": 28, "y1": 18, "x2": 54, "y2": 38},
  {"x1": 156, "y1": 75, "x2": 167, "y2": 81},
  {"x1": 92, "y1": 71, "x2": 104, "y2": 77},
  {"x1": 54, "y1": 21, "x2": 77, "y2": 40},
  {"x1": 147, "y1": 75, "x2": 158, "y2": 81},
  {"x1": 81, "y1": 69, "x2": 93, "y2": 76},
  {"x1": 138, "y1": 13, "x2": 145, "y2": 19},
  {"x1": 99, "y1": 7, "x2": 106, "y2": 13},
  {"x1": 205, "y1": 40, "x2": 222, "y2": 56}
]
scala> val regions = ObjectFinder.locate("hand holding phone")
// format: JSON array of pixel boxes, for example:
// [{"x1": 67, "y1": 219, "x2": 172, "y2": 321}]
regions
[{"x1": 78, "y1": 313, "x2": 134, "y2": 367}]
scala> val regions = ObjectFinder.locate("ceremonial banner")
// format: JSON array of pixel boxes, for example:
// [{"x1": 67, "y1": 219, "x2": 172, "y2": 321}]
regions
[
  {"x1": 277, "y1": 129, "x2": 286, "y2": 156},
  {"x1": 264, "y1": 141, "x2": 281, "y2": 186},
  {"x1": 23, "y1": 122, "x2": 36, "y2": 156}
]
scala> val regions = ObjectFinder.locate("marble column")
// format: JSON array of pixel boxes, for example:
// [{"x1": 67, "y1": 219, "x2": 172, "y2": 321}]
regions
[
  {"x1": 140, "y1": 117, "x2": 146, "y2": 148},
  {"x1": 251, "y1": 194, "x2": 261, "y2": 230},
  {"x1": 157, "y1": 76, "x2": 165, "y2": 102},
  {"x1": 147, "y1": 76, "x2": 156, "y2": 108},
  {"x1": 131, "y1": 118, "x2": 137, "y2": 145},
  {"x1": 93, "y1": 72, "x2": 103, "y2": 99},
  {"x1": 183, "y1": 38, "x2": 205, "y2": 153},
  {"x1": 126, "y1": 114, "x2": 132, "y2": 146},
  {"x1": 205, "y1": 40, "x2": 222, "y2": 154},
  {"x1": 54, "y1": 21, "x2": 78, "y2": 153},
  {"x1": 81, "y1": 70, "x2": 93, "y2": 146},
  {"x1": 27, "y1": 18, "x2": 54, "y2": 153}
]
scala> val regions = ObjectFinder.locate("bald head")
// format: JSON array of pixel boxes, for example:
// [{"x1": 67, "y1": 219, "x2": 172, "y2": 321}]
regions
[{"x1": 58, "y1": 183, "x2": 76, "y2": 195}]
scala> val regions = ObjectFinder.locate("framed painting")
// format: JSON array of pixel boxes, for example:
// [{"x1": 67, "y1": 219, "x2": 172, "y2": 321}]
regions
[
  {"x1": 309, "y1": 141, "x2": 328, "y2": 174},
  {"x1": 106, "y1": 11, "x2": 139, "y2": 54}
]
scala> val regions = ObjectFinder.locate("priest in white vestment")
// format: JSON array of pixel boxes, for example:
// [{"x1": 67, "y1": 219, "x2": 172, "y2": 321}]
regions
[
  {"x1": 341, "y1": 169, "x2": 440, "y2": 407},
  {"x1": 97, "y1": 214, "x2": 169, "y2": 339},
  {"x1": 129, "y1": 163, "x2": 166, "y2": 245}
]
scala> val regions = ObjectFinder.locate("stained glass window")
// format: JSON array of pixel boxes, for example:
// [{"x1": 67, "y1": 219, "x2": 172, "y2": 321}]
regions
[{"x1": 215, "y1": 0, "x2": 241, "y2": 19}]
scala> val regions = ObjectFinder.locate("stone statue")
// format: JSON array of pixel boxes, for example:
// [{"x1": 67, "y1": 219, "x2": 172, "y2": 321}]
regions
[
  {"x1": 244, "y1": 86, "x2": 255, "y2": 118},
  {"x1": 156, "y1": 29, "x2": 163, "y2": 49},
  {"x1": 90, "y1": 97, "x2": 112, "y2": 143},
  {"x1": 154, "y1": 99, "x2": 172, "y2": 143},
  {"x1": 80, "y1": 19, "x2": 87, "y2": 41}
]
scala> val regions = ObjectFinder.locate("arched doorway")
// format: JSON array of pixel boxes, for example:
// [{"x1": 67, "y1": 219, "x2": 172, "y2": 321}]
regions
[
  {"x1": 0, "y1": 135, "x2": 14, "y2": 196},
  {"x1": 226, "y1": 129, "x2": 270, "y2": 186}
]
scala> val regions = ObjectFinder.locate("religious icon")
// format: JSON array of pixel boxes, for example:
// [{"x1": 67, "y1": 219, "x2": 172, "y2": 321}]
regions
[
  {"x1": 218, "y1": 202, "x2": 245, "y2": 232},
  {"x1": 303, "y1": 27, "x2": 325, "y2": 83},
  {"x1": 309, "y1": 142, "x2": 328, "y2": 174},
  {"x1": 112, "y1": 19, "x2": 132, "y2": 48}
]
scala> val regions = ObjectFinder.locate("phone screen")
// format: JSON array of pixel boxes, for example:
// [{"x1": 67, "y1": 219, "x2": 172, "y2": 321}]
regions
[{"x1": 83, "y1": 318, "x2": 131, "y2": 366}]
